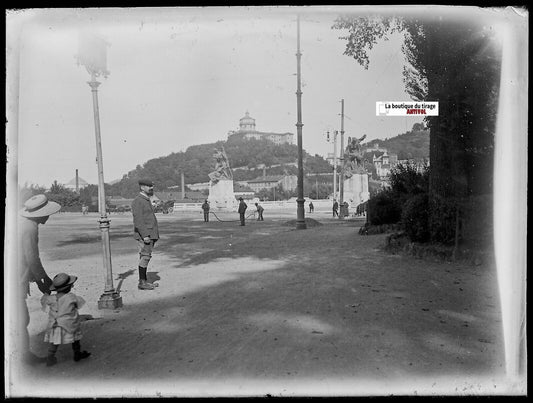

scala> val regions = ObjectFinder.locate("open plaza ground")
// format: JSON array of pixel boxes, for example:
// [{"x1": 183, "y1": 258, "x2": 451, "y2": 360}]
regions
[{"x1": 6, "y1": 207, "x2": 518, "y2": 397}]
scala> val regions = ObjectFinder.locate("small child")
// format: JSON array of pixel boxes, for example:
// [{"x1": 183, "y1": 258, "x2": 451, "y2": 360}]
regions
[{"x1": 40, "y1": 272, "x2": 91, "y2": 366}]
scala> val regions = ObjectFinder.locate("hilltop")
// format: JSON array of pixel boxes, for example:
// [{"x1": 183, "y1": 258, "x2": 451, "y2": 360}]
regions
[
  {"x1": 363, "y1": 122, "x2": 429, "y2": 160},
  {"x1": 106, "y1": 123, "x2": 429, "y2": 198},
  {"x1": 107, "y1": 136, "x2": 331, "y2": 198}
]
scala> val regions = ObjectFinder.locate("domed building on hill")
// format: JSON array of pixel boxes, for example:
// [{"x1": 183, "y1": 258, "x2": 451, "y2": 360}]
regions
[{"x1": 227, "y1": 111, "x2": 294, "y2": 145}]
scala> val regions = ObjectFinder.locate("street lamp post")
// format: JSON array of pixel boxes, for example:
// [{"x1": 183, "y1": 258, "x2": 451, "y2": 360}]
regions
[
  {"x1": 295, "y1": 15, "x2": 307, "y2": 230},
  {"x1": 77, "y1": 33, "x2": 122, "y2": 310}
]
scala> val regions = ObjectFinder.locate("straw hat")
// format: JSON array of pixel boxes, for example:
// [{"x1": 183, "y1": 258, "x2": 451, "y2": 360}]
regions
[
  {"x1": 49, "y1": 273, "x2": 78, "y2": 292},
  {"x1": 19, "y1": 194, "x2": 61, "y2": 218}
]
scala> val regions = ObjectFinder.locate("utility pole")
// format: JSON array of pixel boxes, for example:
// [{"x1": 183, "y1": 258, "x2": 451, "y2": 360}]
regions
[
  {"x1": 295, "y1": 15, "x2": 306, "y2": 229},
  {"x1": 339, "y1": 99, "x2": 345, "y2": 219},
  {"x1": 328, "y1": 130, "x2": 338, "y2": 201}
]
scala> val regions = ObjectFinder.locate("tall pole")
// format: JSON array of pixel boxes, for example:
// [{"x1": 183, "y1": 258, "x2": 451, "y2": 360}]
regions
[
  {"x1": 181, "y1": 172, "x2": 185, "y2": 199},
  {"x1": 295, "y1": 15, "x2": 306, "y2": 229},
  {"x1": 88, "y1": 73, "x2": 122, "y2": 310},
  {"x1": 333, "y1": 130, "x2": 338, "y2": 200},
  {"x1": 339, "y1": 99, "x2": 345, "y2": 219}
]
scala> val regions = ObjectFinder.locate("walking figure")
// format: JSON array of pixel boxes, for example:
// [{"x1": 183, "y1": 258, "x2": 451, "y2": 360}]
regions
[
  {"x1": 40, "y1": 273, "x2": 91, "y2": 367},
  {"x1": 309, "y1": 202, "x2": 314, "y2": 213},
  {"x1": 255, "y1": 203, "x2": 264, "y2": 221},
  {"x1": 333, "y1": 199, "x2": 339, "y2": 217},
  {"x1": 238, "y1": 197, "x2": 247, "y2": 226},
  {"x1": 201, "y1": 199, "x2": 210, "y2": 222}
]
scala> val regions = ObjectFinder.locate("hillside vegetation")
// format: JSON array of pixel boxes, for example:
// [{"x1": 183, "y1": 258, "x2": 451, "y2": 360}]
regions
[
  {"x1": 363, "y1": 123, "x2": 429, "y2": 160},
  {"x1": 107, "y1": 136, "x2": 331, "y2": 198},
  {"x1": 107, "y1": 123, "x2": 429, "y2": 198}
]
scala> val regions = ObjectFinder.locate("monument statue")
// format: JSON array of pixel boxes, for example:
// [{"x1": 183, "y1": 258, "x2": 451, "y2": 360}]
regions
[
  {"x1": 207, "y1": 146, "x2": 237, "y2": 211},
  {"x1": 341, "y1": 134, "x2": 369, "y2": 209},
  {"x1": 208, "y1": 147, "x2": 233, "y2": 184},
  {"x1": 342, "y1": 134, "x2": 367, "y2": 179}
]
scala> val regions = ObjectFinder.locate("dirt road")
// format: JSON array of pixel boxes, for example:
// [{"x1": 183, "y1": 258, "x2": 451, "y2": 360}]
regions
[{"x1": 7, "y1": 210, "x2": 512, "y2": 397}]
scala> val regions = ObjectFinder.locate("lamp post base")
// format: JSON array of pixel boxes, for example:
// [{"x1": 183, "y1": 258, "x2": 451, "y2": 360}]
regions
[
  {"x1": 296, "y1": 198, "x2": 307, "y2": 230},
  {"x1": 98, "y1": 292, "x2": 123, "y2": 310}
]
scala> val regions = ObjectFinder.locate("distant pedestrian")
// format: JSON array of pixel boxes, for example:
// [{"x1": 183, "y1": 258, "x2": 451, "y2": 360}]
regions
[
  {"x1": 309, "y1": 202, "x2": 314, "y2": 213},
  {"x1": 40, "y1": 273, "x2": 91, "y2": 367},
  {"x1": 81, "y1": 204, "x2": 88, "y2": 215},
  {"x1": 131, "y1": 179, "x2": 159, "y2": 290},
  {"x1": 18, "y1": 194, "x2": 61, "y2": 365},
  {"x1": 333, "y1": 199, "x2": 339, "y2": 217},
  {"x1": 238, "y1": 197, "x2": 247, "y2": 226},
  {"x1": 343, "y1": 201, "x2": 349, "y2": 217},
  {"x1": 255, "y1": 202, "x2": 264, "y2": 221},
  {"x1": 201, "y1": 199, "x2": 210, "y2": 222}
]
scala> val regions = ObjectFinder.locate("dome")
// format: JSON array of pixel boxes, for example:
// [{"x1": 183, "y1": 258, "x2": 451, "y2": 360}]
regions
[
  {"x1": 239, "y1": 111, "x2": 255, "y2": 124},
  {"x1": 239, "y1": 111, "x2": 256, "y2": 131}
]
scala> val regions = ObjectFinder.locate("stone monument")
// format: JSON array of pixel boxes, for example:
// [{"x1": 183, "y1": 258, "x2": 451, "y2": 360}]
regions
[
  {"x1": 207, "y1": 147, "x2": 238, "y2": 210},
  {"x1": 342, "y1": 135, "x2": 369, "y2": 208}
]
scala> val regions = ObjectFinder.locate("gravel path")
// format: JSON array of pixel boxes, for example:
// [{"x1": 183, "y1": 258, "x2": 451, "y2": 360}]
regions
[{"x1": 7, "y1": 211, "x2": 510, "y2": 397}]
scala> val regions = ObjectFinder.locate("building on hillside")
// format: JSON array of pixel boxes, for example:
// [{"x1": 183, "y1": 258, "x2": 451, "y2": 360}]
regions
[
  {"x1": 246, "y1": 174, "x2": 297, "y2": 192},
  {"x1": 227, "y1": 111, "x2": 294, "y2": 145},
  {"x1": 233, "y1": 183, "x2": 255, "y2": 200},
  {"x1": 372, "y1": 150, "x2": 398, "y2": 180},
  {"x1": 365, "y1": 141, "x2": 388, "y2": 154}
]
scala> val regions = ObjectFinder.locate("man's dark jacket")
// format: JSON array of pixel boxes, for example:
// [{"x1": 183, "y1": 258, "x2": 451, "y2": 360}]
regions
[{"x1": 132, "y1": 193, "x2": 159, "y2": 241}]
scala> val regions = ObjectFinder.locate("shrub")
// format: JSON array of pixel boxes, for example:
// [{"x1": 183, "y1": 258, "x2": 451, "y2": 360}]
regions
[
  {"x1": 389, "y1": 161, "x2": 429, "y2": 199},
  {"x1": 401, "y1": 193, "x2": 430, "y2": 242},
  {"x1": 367, "y1": 189, "x2": 402, "y2": 226}
]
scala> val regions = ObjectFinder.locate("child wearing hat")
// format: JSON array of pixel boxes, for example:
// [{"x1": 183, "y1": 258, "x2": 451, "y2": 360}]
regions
[{"x1": 40, "y1": 273, "x2": 91, "y2": 366}]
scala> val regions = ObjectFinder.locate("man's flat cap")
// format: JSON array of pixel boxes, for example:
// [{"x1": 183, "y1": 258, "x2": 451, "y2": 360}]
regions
[{"x1": 138, "y1": 179, "x2": 154, "y2": 186}]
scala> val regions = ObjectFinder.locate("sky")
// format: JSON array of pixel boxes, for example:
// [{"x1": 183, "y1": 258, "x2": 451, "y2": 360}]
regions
[{"x1": 7, "y1": 6, "x2": 472, "y2": 187}]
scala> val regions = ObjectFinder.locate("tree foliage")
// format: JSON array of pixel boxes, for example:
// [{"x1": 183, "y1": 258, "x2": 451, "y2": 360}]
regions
[{"x1": 333, "y1": 13, "x2": 501, "y2": 244}]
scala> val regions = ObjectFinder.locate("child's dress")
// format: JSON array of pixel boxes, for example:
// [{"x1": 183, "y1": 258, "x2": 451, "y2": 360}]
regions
[{"x1": 41, "y1": 292, "x2": 86, "y2": 344}]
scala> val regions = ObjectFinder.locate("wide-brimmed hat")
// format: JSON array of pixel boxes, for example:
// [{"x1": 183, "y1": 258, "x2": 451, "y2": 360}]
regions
[
  {"x1": 19, "y1": 194, "x2": 61, "y2": 218},
  {"x1": 49, "y1": 273, "x2": 78, "y2": 291}
]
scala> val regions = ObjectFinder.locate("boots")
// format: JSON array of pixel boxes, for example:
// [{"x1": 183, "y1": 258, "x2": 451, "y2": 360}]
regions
[
  {"x1": 73, "y1": 340, "x2": 91, "y2": 362},
  {"x1": 74, "y1": 351, "x2": 91, "y2": 362},
  {"x1": 138, "y1": 279, "x2": 155, "y2": 290}
]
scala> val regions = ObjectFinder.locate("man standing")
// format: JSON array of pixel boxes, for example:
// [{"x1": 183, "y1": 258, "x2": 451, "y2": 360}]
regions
[
  {"x1": 333, "y1": 199, "x2": 339, "y2": 217},
  {"x1": 238, "y1": 197, "x2": 247, "y2": 226},
  {"x1": 132, "y1": 179, "x2": 159, "y2": 290},
  {"x1": 255, "y1": 202, "x2": 264, "y2": 221},
  {"x1": 201, "y1": 199, "x2": 210, "y2": 222},
  {"x1": 18, "y1": 194, "x2": 61, "y2": 364}
]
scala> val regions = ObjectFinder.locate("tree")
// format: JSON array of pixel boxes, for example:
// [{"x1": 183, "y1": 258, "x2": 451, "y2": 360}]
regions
[{"x1": 333, "y1": 13, "x2": 501, "y2": 244}]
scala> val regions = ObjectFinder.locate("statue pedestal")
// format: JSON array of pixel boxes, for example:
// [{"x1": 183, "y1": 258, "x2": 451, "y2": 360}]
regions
[
  {"x1": 208, "y1": 180, "x2": 237, "y2": 211},
  {"x1": 343, "y1": 173, "x2": 369, "y2": 208}
]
